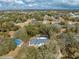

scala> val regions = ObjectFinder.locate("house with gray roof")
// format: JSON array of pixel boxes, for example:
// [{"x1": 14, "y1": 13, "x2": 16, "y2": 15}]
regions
[{"x1": 29, "y1": 36, "x2": 48, "y2": 47}]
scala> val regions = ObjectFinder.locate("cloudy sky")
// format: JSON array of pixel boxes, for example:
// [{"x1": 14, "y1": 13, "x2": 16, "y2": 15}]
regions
[{"x1": 0, "y1": 0, "x2": 79, "y2": 10}]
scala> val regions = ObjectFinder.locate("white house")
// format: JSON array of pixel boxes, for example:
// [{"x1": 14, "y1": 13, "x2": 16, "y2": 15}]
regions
[
  {"x1": 69, "y1": 13, "x2": 79, "y2": 18},
  {"x1": 29, "y1": 36, "x2": 48, "y2": 47}
]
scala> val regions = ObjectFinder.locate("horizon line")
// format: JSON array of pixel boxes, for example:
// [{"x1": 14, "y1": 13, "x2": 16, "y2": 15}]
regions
[{"x1": 0, "y1": 9, "x2": 79, "y2": 12}]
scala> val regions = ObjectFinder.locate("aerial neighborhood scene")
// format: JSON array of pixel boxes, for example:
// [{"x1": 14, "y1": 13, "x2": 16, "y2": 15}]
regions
[{"x1": 0, "y1": 0, "x2": 79, "y2": 59}]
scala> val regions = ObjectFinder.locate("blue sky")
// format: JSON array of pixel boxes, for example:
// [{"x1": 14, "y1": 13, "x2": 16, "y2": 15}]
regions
[{"x1": 0, "y1": 0, "x2": 79, "y2": 10}]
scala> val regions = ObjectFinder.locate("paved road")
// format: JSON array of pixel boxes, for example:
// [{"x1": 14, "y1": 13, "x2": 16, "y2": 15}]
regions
[{"x1": 0, "y1": 56, "x2": 14, "y2": 59}]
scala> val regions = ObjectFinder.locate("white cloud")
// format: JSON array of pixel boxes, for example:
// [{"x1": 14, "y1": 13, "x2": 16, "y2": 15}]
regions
[
  {"x1": 15, "y1": 0, "x2": 25, "y2": 4},
  {"x1": 0, "y1": 4, "x2": 2, "y2": 7},
  {"x1": 28, "y1": 3, "x2": 38, "y2": 7},
  {"x1": 0, "y1": 0, "x2": 25, "y2": 4},
  {"x1": 0, "y1": 0, "x2": 79, "y2": 6},
  {"x1": 0, "y1": 0, "x2": 14, "y2": 2},
  {"x1": 0, "y1": 0, "x2": 79, "y2": 10},
  {"x1": 50, "y1": 0, "x2": 79, "y2": 6},
  {"x1": 28, "y1": 4, "x2": 33, "y2": 7},
  {"x1": 26, "y1": 0, "x2": 33, "y2": 2},
  {"x1": 61, "y1": 0, "x2": 79, "y2": 5}
]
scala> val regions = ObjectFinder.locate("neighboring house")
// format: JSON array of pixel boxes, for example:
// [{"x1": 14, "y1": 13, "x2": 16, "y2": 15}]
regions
[
  {"x1": 0, "y1": 28, "x2": 7, "y2": 32},
  {"x1": 29, "y1": 36, "x2": 48, "y2": 47},
  {"x1": 68, "y1": 21, "x2": 74, "y2": 25},
  {"x1": 44, "y1": 15, "x2": 50, "y2": 20},
  {"x1": 43, "y1": 20, "x2": 48, "y2": 24},
  {"x1": 75, "y1": 36, "x2": 79, "y2": 42},
  {"x1": 31, "y1": 18, "x2": 37, "y2": 24},
  {"x1": 51, "y1": 16, "x2": 60, "y2": 23},
  {"x1": 69, "y1": 13, "x2": 79, "y2": 18},
  {"x1": 15, "y1": 19, "x2": 32, "y2": 28},
  {"x1": 43, "y1": 15, "x2": 63, "y2": 24},
  {"x1": 0, "y1": 37, "x2": 3, "y2": 43},
  {"x1": 8, "y1": 31, "x2": 15, "y2": 38}
]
